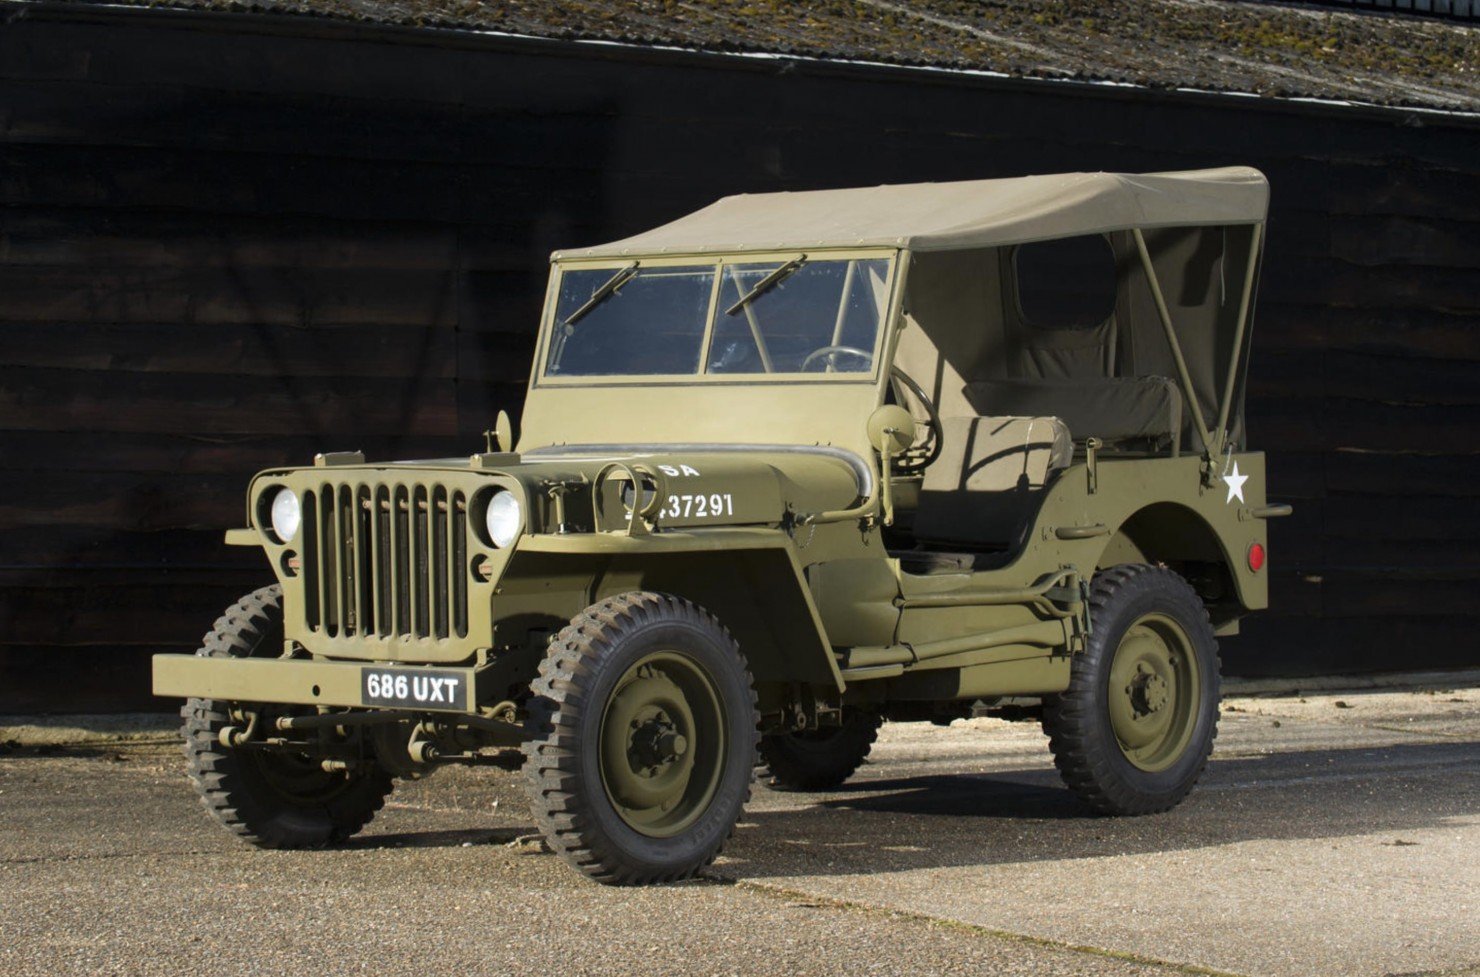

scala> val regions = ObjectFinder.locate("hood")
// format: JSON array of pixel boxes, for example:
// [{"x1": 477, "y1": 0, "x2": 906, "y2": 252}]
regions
[
  {"x1": 254, "y1": 443, "x2": 871, "y2": 536},
  {"x1": 505, "y1": 443, "x2": 870, "y2": 533}
]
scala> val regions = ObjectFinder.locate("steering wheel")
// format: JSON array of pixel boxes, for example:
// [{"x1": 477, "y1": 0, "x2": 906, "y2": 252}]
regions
[
  {"x1": 800, "y1": 345, "x2": 873, "y2": 373},
  {"x1": 888, "y1": 366, "x2": 943, "y2": 474}
]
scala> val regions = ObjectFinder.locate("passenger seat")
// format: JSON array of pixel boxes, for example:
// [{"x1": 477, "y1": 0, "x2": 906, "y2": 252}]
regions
[{"x1": 913, "y1": 416, "x2": 1072, "y2": 551}]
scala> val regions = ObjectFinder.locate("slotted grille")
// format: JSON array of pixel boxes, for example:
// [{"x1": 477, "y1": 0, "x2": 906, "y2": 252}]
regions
[{"x1": 301, "y1": 482, "x2": 469, "y2": 640}]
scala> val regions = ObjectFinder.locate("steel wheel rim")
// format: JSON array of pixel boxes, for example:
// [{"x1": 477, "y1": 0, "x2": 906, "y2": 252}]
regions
[
  {"x1": 599, "y1": 651, "x2": 727, "y2": 838},
  {"x1": 1107, "y1": 613, "x2": 1200, "y2": 772}
]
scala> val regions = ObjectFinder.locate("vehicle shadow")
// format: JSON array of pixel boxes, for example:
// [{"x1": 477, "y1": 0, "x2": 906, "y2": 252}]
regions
[
  {"x1": 0, "y1": 741, "x2": 174, "y2": 761},
  {"x1": 718, "y1": 740, "x2": 1480, "y2": 880},
  {"x1": 343, "y1": 826, "x2": 537, "y2": 850}
]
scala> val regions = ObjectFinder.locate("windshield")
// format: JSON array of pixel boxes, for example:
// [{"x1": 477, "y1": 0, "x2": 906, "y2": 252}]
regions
[
  {"x1": 544, "y1": 256, "x2": 893, "y2": 379},
  {"x1": 546, "y1": 265, "x2": 715, "y2": 377}
]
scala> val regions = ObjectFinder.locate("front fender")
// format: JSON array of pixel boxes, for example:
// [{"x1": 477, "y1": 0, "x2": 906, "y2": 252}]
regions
[{"x1": 500, "y1": 529, "x2": 844, "y2": 693}]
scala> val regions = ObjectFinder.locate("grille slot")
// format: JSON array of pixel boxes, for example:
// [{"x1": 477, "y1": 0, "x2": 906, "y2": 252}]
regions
[{"x1": 302, "y1": 481, "x2": 468, "y2": 640}]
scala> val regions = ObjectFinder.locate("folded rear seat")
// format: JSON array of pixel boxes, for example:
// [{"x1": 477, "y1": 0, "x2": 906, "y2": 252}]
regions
[{"x1": 963, "y1": 376, "x2": 1183, "y2": 448}]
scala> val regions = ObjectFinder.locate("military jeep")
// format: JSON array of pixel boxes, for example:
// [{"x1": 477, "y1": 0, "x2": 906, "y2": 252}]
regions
[{"x1": 154, "y1": 166, "x2": 1289, "y2": 884}]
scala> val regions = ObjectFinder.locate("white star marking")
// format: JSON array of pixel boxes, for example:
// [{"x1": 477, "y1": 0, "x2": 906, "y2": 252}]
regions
[{"x1": 1222, "y1": 461, "x2": 1249, "y2": 504}]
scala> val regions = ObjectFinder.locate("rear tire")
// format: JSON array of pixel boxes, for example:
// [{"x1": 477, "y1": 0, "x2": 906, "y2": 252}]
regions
[
  {"x1": 1043, "y1": 564, "x2": 1220, "y2": 815},
  {"x1": 760, "y1": 710, "x2": 881, "y2": 791},
  {"x1": 522, "y1": 592, "x2": 759, "y2": 885},
  {"x1": 181, "y1": 585, "x2": 394, "y2": 848}
]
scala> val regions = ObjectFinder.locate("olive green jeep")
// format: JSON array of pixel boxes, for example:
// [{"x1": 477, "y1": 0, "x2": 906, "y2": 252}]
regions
[{"x1": 154, "y1": 167, "x2": 1290, "y2": 884}]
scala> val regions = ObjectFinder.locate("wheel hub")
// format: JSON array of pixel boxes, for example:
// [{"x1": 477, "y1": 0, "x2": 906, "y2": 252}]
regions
[
  {"x1": 598, "y1": 652, "x2": 727, "y2": 838},
  {"x1": 1128, "y1": 667, "x2": 1170, "y2": 715},
  {"x1": 628, "y1": 711, "x2": 689, "y2": 772},
  {"x1": 1107, "y1": 616, "x2": 1201, "y2": 773}
]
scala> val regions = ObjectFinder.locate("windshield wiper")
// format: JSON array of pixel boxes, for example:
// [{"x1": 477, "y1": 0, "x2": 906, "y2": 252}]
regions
[
  {"x1": 724, "y1": 256, "x2": 805, "y2": 316},
  {"x1": 564, "y1": 262, "x2": 639, "y2": 327}
]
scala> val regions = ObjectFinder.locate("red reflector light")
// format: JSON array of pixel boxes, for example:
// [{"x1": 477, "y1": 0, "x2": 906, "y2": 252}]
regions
[{"x1": 1248, "y1": 542, "x2": 1266, "y2": 572}]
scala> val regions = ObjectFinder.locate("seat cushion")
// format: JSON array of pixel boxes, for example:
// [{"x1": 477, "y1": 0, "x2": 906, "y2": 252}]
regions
[
  {"x1": 914, "y1": 415, "x2": 1071, "y2": 548},
  {"x1": 964, "y1": 376, "x2": 1182, "y2": 445}
]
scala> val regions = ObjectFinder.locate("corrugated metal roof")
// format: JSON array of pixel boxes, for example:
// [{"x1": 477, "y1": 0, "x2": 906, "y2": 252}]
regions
[{"x1": 52, "y1": 0, "x2": 1480, "y2": 112}]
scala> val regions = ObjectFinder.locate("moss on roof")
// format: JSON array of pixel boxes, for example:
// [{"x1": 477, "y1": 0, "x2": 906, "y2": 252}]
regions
[{"x1": 61, "y1": 0, "x2": 1480, "y2": 111}]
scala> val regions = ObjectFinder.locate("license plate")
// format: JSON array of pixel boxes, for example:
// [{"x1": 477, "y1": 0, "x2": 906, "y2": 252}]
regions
[{"x1": 360, "y1": 667, "x2": 469, "y2": 712}]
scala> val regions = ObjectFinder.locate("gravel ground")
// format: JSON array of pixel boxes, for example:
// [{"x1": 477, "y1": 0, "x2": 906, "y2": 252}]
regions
[{"x1": 1, "y1": 686, "x2": 1476, "y2": 977}]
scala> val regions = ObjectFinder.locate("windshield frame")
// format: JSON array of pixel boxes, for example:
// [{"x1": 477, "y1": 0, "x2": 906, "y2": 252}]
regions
[{"x1": 532, "y1": 248, "x2": 900, "y2": 388}]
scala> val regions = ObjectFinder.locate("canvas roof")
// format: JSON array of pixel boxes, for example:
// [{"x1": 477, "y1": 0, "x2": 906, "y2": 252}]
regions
[{"x1": 553, "y1": 166, "x2": 1269, "y2": 259}]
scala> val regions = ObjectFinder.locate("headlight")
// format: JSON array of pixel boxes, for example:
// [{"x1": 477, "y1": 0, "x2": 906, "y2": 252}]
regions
[
  {"x1": 484, "y1": 490, "x2": 522, "y2": 548},
  {"x1": 268, "y1": 488, "x2": 301, "y2": 542}
]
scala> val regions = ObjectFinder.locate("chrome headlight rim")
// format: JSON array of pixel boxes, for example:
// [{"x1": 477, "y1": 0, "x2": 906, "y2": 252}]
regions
[{"x1": 483, "y1": 488, "x2": 523, "y2": 549}]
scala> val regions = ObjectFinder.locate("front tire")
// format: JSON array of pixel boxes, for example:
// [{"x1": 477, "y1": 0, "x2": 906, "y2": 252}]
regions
[
  {"x1": 760, "y1": 710, "x2": 882, "y2": 791},
  {"x1": 1043, "y1": 564, "x2": 1220, "y2": 815},
  {"x1": 181, "y1": 585, "x2": 394, "y2": 848},
  {"x1": 522, "y1": 592, "x2": 759, "y2": 885}
]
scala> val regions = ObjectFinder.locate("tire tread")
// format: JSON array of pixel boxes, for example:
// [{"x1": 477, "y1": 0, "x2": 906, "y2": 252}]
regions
[
  {"x1": 759, "y1": 711, "x2": 881, "y2": 791},
  {"x1": 182, "y1": 585, "x2": 393, "y2": 849},
  {"x1": 523, "y1": 591, "x2": 759, "y2": 885},
  {"x1": 1043, "y1": 564, "x2": 1221, "y2": 816}
]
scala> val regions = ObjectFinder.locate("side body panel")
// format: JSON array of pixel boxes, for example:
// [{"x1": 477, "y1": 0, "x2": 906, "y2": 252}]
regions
[
  {"x1": 891, "y1": 454, "x2": 1267, "y2": 613},
  {"x1": 814, "y1": 452, "x2": 1270, "y2": 699}
]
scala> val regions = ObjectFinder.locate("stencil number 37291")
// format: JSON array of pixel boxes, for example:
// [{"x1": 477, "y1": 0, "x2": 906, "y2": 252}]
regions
[{"x1": 664, "y1": 493, "x2": 734, "y2": 519}]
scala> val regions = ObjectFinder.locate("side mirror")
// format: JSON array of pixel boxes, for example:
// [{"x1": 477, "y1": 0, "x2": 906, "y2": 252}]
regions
[
  {"x1": 494, "y1": 410, "x2": 516, "y2": 453},
  {"x1": 867, "y1": 404, "x2": 916, "y2": 455}
]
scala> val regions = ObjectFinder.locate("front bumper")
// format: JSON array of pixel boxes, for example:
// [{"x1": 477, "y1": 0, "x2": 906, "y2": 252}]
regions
[{"x1": 153, "y1": 654, "x2": 483, "y2": 714}]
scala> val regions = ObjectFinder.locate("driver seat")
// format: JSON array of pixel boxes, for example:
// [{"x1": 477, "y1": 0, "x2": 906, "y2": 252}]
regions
[{"x1": 913, "y1": 415, "x2": 1072, "y2": 551}]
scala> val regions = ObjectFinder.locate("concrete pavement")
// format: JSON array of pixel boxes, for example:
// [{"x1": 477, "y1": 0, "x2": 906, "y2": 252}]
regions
[{"x1": 1, "y1": 685, "x2": 1476, "y2": 977}]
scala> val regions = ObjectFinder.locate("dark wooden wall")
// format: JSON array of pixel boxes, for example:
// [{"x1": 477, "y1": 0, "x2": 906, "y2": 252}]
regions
[
  {"x1": 1309, "y1": 0, "x2": 1479, "y2": 19},
  {"x1": 1, "y1": 3, "x2": 1477, "y2": 711}
]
